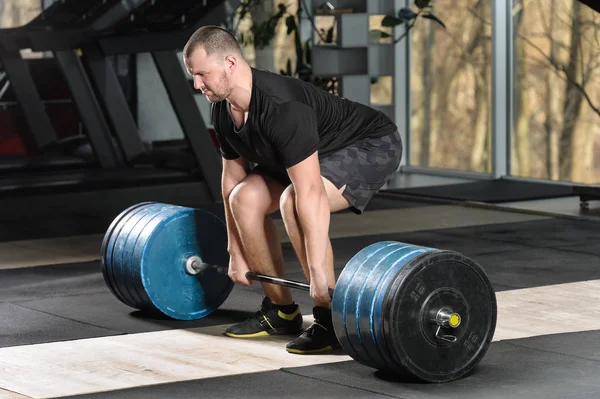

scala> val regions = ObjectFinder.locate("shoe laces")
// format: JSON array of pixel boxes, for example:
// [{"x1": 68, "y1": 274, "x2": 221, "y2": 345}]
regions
[
  {"x1": 303, "y1": 322, "x2": 324, "y2": 337},
  {"x1": 251, "y1": 299, "x2": 275, "y2": 320}
]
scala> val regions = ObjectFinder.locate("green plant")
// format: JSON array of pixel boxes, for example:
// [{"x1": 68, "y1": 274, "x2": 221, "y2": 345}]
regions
[
  {"x1": 224, "y1": 1, "x2": 305, "y2": 72},
  {"x1": 369, "y1": 0, "x2": 446, "y2": 44},
  {"x1": 224, "y1": 0, "x2": 337, "y2": 92},
  {"x1": 223, "y1": 0, "x2": 446, "y2": 91},
  {"x1": 222, "y1": 1, "x2": 288, "y2": 50}
]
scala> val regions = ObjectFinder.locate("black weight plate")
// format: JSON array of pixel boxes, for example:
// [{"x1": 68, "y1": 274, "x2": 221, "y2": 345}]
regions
[{"x1": 383, "y1": 250, "x2": 497, "y2": 383}]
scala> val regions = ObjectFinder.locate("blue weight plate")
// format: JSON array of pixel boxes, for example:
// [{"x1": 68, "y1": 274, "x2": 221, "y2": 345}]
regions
[
  {"x1": 332, "y1": 241, "x2": 390, "y2": 366},
  {"x1": 117, "y1": 203, "x2": 179, "y2": 310},
  {"x1": 357, "y1": 242, "x2": 434, "y2": 371},
  {"x1": 383, "y1": 251, "x2": 497, "y2": 383},
  {"x1": 101, "y1": 202, "x2": 154, "y2": 307},
  {"x1": 339, "y1": 242, "x2": 405, "y2": 368},
  {"x1": 104, "y1": 202, "x2": 157, "y2": 307},
  {"x1": 336, "y1": 241, "x2": 434, "y2": 370},
  {"x1": 131, "y1": 205, "x2": 232, "y2": 320},
  {"x1": 127, "y1": 204, "x2": 189, "y2": 312},
  {"x1": 111, "y1": 203, "x2": 173, "y2": 308}
]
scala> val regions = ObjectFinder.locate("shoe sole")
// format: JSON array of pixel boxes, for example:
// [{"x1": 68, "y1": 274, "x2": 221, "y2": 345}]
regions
[
  {"x1": 285, "y1": 345, "x2": 338, "y2": 354},
  {"x1": 225, "y1": 328, "x2": 302, "y2": 339},
  {"x1": 224, "y1": 331, "x2": 271, "y2": 338}
]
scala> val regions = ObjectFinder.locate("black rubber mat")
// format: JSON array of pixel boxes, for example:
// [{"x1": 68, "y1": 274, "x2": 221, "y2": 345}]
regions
[
  {"x1": 0, "y1": 302, "x2": 119, "y2": 347},
  {"x1": 385, "y1": 179, "x2": 575, "y2": 203},
  {"x1": 556, "y1": 242, "x2": 600, "y2": 257},
  {"x1": 279, "y1": 332, "x2": 600, "y2": 399},
  {"x1": 504, "y1": 329, "x2": 600, "y2": 362},
  {"x1": 467, "y1": 247, "x2": 600, "y2": 289},
  {"x1": 0, "y1": 262, "x2": 277, "y2": 346},
  {"x1": 0, "y1": 261, "x2": 105, "y2": 304},
  {"x1": 12, "y1": 287, "x2": 286, "y2": 341},
  {"x1": 362, "y1": 195, "x2": 435, "y2": 211},
  {"x1": 60, "y1": 331, "x2": 600, "y2": 399},
  {"x1": 61, "y1": 368, "x2": 393, "y2": 399},
  {"x1": 326, "y1": 230, "x2": 534, "y2": 260},
  {"x1": 281, "y1": 230, "x2": 600, "y2": 291},
  {"x1": 437, "y1": 218, "x2": 600, "y2": 248}
]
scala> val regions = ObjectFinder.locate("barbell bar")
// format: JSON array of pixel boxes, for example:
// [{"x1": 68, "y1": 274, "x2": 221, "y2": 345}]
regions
[
  {"x1": 100, "y1": 202, "x2": 497, "y2": 383},
  {"x1": 187, "y1": 258, "x2": 459, "y2": 333},
  {"x1": 185, "y1": 256, "x2": 335, "y2": 297}
]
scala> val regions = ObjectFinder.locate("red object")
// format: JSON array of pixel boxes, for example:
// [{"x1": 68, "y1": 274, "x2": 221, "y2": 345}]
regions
[{"x1": 0, "y1": 136, "x2": 26, "y2": 155}]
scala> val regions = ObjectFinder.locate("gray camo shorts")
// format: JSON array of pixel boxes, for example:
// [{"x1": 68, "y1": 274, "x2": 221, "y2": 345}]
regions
[
  {"x1": 254, "y1": 130, "x2": 402, "y2": 215},
  {"x1": 319, "y1": 130, "x2": 402, "y2": 214}
]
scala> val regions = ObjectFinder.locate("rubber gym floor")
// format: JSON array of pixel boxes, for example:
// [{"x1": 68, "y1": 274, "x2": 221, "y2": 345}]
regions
[{"x1": 1, "y1": 189, "x2": 600, "y2": 399}]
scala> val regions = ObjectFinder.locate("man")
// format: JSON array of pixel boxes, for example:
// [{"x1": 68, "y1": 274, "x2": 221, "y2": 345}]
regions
[{"x1": 183, "y1": 25, "x2": 402, "y2": 354}]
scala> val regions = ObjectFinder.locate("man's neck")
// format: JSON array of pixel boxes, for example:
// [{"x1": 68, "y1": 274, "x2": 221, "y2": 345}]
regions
[{"x1": 227, "y1": 65, "x2": 253, "y2": 113}]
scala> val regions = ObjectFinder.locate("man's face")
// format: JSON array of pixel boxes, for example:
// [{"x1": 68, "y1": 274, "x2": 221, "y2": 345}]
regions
[{"x1": 185, "y1": 47, "x2": 232, "y2": 103}]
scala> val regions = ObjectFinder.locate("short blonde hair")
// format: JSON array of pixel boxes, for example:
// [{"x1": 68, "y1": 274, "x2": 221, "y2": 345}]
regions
[{"x1": 183, "y1": 25, "x2": 242, "y2": 61}]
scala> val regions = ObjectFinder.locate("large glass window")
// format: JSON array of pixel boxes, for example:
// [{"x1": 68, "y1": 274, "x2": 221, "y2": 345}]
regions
[
  {"x1": 0, "y1": 0, "x2": 42, "y2": 28},
  {"x1": 511, "y1": 0, "x2": 600, "y2": 184},
  {"x1": 410, "y1": 0, "x2": 492, "y2": 173}
]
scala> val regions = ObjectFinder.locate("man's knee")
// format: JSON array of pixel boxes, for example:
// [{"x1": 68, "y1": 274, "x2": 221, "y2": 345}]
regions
[
  {"x1": 229, "y1": 181, "x2": 266, "y2": 217},
  {"x1": 279, "y1": 184, "x2": 296, "y2": 220}
]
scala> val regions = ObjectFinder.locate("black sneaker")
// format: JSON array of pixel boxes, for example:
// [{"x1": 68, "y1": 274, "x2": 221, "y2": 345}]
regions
[
  {"x1": 286, "y1": 306, "x2": 341, "y2": 354},
  {"x1": 225, "y1": 297, "x2": 303, "y2": 338}
]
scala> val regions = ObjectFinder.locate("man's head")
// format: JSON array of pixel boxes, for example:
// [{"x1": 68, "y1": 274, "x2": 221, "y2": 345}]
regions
[{"x1": 183, "y1": 25, "x2": 244, "y2": 103}]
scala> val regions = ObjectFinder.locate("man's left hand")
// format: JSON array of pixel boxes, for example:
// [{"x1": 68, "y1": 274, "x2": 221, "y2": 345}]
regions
[{"x1": 310, "y1": 268, "x2": 332, "y2": 305}]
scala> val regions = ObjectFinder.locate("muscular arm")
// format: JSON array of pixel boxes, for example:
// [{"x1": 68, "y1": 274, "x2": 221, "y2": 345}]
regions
[
  {"x1": 286, "y1": 152, "x2": 330, "y2": 286},
  {"x1": 268, "y1": 101, "x2": 330, "y2": 295},
  {"x1": 222, "y1": 157, "x2": 250, "y2": 255}
]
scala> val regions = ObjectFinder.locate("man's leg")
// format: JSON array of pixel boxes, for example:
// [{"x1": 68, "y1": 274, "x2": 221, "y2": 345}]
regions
[
  {"x1": 280, "y1": 132, "x2": 402, "y2": 353},
  {"x1": 279, "y1": 177, "x2": 350, "y2": 353},
  {"x1": 279, "y1": 177, "x2": 350, "y2": 307},
  {"x1": 229, "y1": 172, "x2": 291, "y2": 305},
  {"x1": 225, "y1": 171, "x2": 303, "y2": 338}
]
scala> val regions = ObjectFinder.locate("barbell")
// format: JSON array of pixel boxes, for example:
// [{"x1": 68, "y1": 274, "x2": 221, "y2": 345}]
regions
[{"x1": 100, "y1": 202, "x2": 497, "y2": 383}]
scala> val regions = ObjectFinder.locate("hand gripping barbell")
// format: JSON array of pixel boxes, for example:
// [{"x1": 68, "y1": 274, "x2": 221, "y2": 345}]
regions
[{"x1": 100, "y1": 202, "x2": 497, "y2": 383}]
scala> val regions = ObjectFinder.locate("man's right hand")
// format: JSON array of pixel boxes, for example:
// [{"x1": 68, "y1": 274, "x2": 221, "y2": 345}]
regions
[{"x1": 228, "y1": 254, "x2": 253, "y2": 286}]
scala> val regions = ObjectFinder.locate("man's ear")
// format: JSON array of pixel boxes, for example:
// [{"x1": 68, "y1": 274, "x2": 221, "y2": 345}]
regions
[{"x1": 225, "y1": 55, "x2": 237, "y2": 72}]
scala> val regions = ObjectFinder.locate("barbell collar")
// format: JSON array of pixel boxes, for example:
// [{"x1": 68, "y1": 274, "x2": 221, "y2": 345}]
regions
[
  {"x1": 433, "y1": 307, "x2": 461, "y2": 328},
  {"x1": 187, "y1": 257, "x2": 228, "y2": 276},
  {"x1": 434, "y1": 326, "x2": 458, "y2": 343}
]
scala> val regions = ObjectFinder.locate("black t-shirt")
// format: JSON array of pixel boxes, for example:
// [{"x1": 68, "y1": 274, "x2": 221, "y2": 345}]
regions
[{"x1": 211, "y1": 68, "x2": 397, "y2": 176}]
